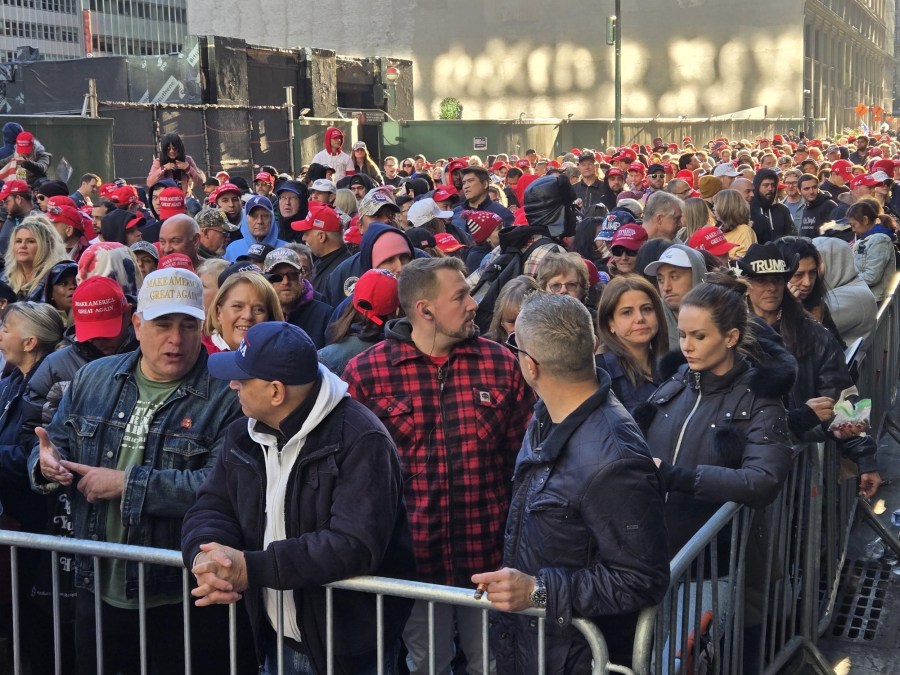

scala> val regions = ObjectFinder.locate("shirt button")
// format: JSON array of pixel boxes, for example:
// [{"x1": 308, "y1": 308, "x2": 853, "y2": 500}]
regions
[
  {"x1": 539, "y1": 478, "x2": 544, "y2": 484},
  {"x1": 557, "y1": 617, "x2": 565, "y2": 624},
  {"x1": 117, "y1": 412, "x2": 125, "y2": 419},
  {"x1": 106, "y1": 451, "x2": 113, "y2": 458}
]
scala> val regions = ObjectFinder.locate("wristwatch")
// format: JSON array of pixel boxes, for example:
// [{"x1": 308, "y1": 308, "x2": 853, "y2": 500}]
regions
[{"x1": 529, "y1": 573, "x2": 547, "y2": 609}]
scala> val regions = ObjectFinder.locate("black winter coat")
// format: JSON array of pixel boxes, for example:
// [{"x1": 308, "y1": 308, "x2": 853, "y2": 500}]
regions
[
  {"x1": 750, "y1": 169, "x2": 795, "y2": 243},
  {"x1": 779, "y1": 316, "x2": 878, "y2": 474},
  {"x1": 181, "y1": 394, "x2": 415, "y2": 675},
  {"x1": 799, "y1": 192, "x2": 837, "y2": 238},
  {"x1": 493, "y1": 368, "x2": 669, "y2": 672},
  {"x1": 639, "y1": 357, "x2": 795, "y2": 555}
]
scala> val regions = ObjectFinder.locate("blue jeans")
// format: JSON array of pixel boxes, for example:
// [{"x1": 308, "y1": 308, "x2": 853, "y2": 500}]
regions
[{"x1": 263, "y1": 636, "x2": 400, "y2": 675}]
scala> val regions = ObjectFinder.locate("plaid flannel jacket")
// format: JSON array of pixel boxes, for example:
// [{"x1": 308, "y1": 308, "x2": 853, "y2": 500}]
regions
[{"x1": 342, "y1": 324, "x2": 533, "y2": 586}]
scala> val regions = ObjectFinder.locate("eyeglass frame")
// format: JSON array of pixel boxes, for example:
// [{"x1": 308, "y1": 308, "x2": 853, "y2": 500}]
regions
[
  {"x1": 504, "y1": 331, "x2": 540, "y2": 366},
  {"x1": 265, "y1": 269, "x2": 305, "y2": 284},
  {"x1": 547, "y1": 281, "x2": 584, "y2": 294}
]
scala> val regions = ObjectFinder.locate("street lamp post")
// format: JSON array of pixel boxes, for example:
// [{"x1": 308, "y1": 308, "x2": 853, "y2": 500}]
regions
[{"x1": 607, "y1": 1, "x2": 622, "y2": 146}]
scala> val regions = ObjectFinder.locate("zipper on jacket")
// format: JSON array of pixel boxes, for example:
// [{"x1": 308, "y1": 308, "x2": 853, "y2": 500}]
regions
[
  {"x1": 436, "y1": 364, "x2": 459, "y2": 582},
  {"x1": 672, "y1": 371, "x2": 703, "y2": 466}
]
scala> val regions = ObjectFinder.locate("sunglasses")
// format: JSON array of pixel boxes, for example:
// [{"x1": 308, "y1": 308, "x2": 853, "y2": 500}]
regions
[
  {"x1": 504, "y1": 332, "x2": 540, "y2": 366},
  {"x1": 611, "y1": 246, "x2": 638, "y2": 257},
  {"x1": 648, "y1": 173, "x2": 664, "y2": 179},
  {"x1": 36, "y1": 194, "x2": 48, "y2": 202},
  {"x1": 266, "y1": 270, "x2": 305, "y2": 284}
]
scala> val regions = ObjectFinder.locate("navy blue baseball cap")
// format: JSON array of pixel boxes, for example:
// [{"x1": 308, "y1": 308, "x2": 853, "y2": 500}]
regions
[
  {"x1": 244, "y1": 195, "x2": 273, "y2": 215},
  {"x1": 207, "y1": 322, "x2": 319, "y2": 385}
]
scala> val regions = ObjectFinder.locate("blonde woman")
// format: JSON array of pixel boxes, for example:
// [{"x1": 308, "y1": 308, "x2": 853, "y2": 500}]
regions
[
  {"x1": 712, "y1": 189, "x2": 757, "y2": 259},
  {"x1": 679, "y1": 197, "x2": 714, "y2": 243},
  {"x1": 202, "y1": 271, "x2": 284, "y2": 354},
  {"x1": 2, "y1": 214, "x2": 67, "y2": 299}
]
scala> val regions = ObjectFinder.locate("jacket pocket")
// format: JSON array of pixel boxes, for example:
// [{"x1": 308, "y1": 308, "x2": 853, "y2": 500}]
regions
[
  {"x1": 161, "y1": 436, "x2": 209, "y2": 469},
  {"x1": 65, "y1": 418, "x2": 101, "y2": 463},
  {"x1": 472, "y1": 387, "x2": 509, "y2": 442},
  {"x1": 369, "y1": 396, "x2": 417, "y2": 462}
]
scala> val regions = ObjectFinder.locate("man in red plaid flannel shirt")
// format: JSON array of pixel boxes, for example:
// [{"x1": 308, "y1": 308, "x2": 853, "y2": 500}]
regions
[{"x1": 343, "y1": 256, "x2": 532, "y2": 675}]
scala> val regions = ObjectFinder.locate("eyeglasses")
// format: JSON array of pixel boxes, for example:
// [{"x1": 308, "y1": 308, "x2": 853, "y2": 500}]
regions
[
  {"x1": 648, "y1": 173, "x2": 665, "y2": 179},
  {"x1": 402, "y1": 163, "x2": 413, "y2": 169},
  {"x1": 36, "y1": 195, "x2": 48, "y2": 202},
  {"x1": 547, "y1": 281, "x2": 583, "y2": 294},
  {"x1": 505, "y1": 332, "x2": 540, "y2": 365},
  {"x1": 610, "y1": 246, "x2": 638, "y2": 257},
  {"x1": 266, "y1": 270, "x2": 304, "y2": 284}
]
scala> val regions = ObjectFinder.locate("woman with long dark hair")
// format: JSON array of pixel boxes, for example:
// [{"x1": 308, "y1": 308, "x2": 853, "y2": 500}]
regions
[
  {"x1": 595, "y1": 275, "x2": 668, "y2": 412},
  {"x1": 146, "y1": 132, "x2": 205, "y2": 192},
  {"x1": 741, "y1": 242, "x2": 882, "y2": 499},
  {"x1": 774, "y1": 236, "x2": 843, "y2": 344}
]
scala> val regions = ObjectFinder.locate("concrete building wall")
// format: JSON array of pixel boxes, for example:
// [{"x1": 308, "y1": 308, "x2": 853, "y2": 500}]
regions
[{"x1": 188, "y1": 0, "x2": 808, "y2": 121}]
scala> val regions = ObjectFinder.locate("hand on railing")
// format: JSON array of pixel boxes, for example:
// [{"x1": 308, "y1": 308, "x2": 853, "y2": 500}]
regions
[
  {"x1": 858, "y1": 471, "x2": 884, "y2": 500},
  {"x1": 191, "y1": 542, "x2": 248, "y2": 607},
  {"x1": 470, "y1": 568, "x2": 537, "y2": 612}
]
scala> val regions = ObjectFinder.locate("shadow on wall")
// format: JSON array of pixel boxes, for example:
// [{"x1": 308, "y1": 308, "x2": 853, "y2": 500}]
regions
[{"x1": 414, "y1": 32, "x2": 800, "y2": 121}]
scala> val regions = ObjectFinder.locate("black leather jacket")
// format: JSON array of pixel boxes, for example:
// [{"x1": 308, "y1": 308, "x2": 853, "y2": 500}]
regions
[{"x1": 493, "y1": 368, "x2": 669, "y2": 672}]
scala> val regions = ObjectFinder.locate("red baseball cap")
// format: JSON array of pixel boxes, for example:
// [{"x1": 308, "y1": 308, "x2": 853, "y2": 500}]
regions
[
  {"x1": 254, "y1": 171, "x2": 274, "y2": 185},
  {"x1": 612, "y1": 148, "x2": 637, "y2": 163},
  {"x1": 15, "y1": 132, "x2": 34, "y2": 154},
  {"x1": 606, "y1": 168, "x2": 624, "y2": 179},
  {"x1": 688, "y1": 226, "x2": 738, "y2": 256},
  {"x1": 352, "y1": 269, "x2": 399, "y2": 326},
  {"x1": 213, "y1": 182, "x2": 242, "y2": 202},
  {"x1": 610, "y1": 224, "x2": 649, "y2": 251},
  {"x1": 71, "y1": 276, "x2": 128, "y2": 342},
  {"x1": 830, "y1": 160, "x2": 854, "y2": 180},
  {"x1": 628, "y1": 162, "x2": 646, "y2": 174},
  {"x1": 292, "y1": 202, "x2": 341, "y2": 232},
  {"x1": 433, "y1": 185, "x2": 460, "y2": 203},
  {"x1": 850, "y1": 175, "x2": 879, "y2": 189},
  {"x1": 46, "y1": 203, "x2": 85, "y2": 232},
  {"x1": 157, "y1": 187, "x2": 186, "y2": 219},
  {"x1": 0, "y1": 179, "x2": 29, "y2": 200},
  {"x1": 111, "y1": 185, "x2": 139, "y2": 206},
  {"x1": 158, "y1": 253, "x2": 194, "y2": 272},
  {"x1": 343, "y1": 221, "x2": 362, "y2": 246},
  {"x1": 676, "y1": 169, "x2": 695, "y2": 188},
  {"x1": 491, "y1": 161, "x2": 508, "y2": 172},
  {"x1": 872, "y1": 159, "x2": 895, "y2": 176},
  {"x1": 515, "y1": 159, "x2": 531, "y2": 169},
  {"x1": 445, "y1": 159, "x2": 468, "y2": 175},
  {"x1": 434, "y1": 232, "x2": 464, "y2": 253}
]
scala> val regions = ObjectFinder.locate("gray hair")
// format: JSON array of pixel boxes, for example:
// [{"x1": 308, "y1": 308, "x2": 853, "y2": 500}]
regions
[
  {"x1": 5, "y1": 301, "x2": 64, "y2": 354},
  {"x1": 516, "y1": 293, "x2": 595, "y2": 379},
  {"x1": 644, "y1": 191, "x2": 682, "y2": 222}
]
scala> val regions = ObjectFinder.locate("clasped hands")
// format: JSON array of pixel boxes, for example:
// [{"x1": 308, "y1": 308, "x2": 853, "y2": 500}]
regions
[{"x1": 191, "y1": 542, "x2": 248, "y2": 607}]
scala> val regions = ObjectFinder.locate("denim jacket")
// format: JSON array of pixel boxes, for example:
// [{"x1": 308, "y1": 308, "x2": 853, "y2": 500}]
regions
[{"x1": 28, "y1": 348, "x2": 241, "y2": 600}]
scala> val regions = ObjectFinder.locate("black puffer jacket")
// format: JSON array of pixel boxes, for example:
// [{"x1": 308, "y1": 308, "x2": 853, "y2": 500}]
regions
[
  {"x1": 750, "y1": 168, "x2": 795, "y2": 243},
  {"x1": 493, "y1": 368, "x2": 669, "y2": 672},
  {"x1": 637, "y1": 349, "x2": 796, "y2": 555},
  {"x1": 779, "y1": 315, "x2": 878, "y2": 474}
]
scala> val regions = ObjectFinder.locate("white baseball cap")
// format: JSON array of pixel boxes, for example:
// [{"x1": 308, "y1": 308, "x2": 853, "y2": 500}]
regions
[
  {"x1": 712, "y1": 164, "x2": 742, "y2": 178},
  {"x1": 310, "y1": 179, "x2": 337, "y2": 194},
  {"x1": 643, "y1": 247, "x2": 694, "y2": 276},
  {"x1": 137, "y1": 268, "x2": 205, "y2": 321},
  {"x1": 407, "y1": 198, "x2": 454, "y2": 227}
]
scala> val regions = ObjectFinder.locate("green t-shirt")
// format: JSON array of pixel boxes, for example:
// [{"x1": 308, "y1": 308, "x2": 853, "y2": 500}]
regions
[{"x1": 100, "y1": 361, "x2": 181, "y2": 609}]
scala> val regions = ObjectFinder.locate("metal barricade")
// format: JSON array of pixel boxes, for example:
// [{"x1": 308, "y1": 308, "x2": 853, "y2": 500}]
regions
[
  {"x1": 0, "y1": 530, "x2": 617, "y2": 675},
  {"x1": 630, "y1": 502, "x2": 752, "y2": 675}
]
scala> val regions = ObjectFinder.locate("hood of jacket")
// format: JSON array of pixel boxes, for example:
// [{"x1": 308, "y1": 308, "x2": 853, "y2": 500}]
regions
[
  {"x1": 814, "y1": 236, "x2": 862, "y2": 289},
  {"x1": 497, "y1": 223, "x2": 552, "y2": 250},
  {"x1": 669, "y1": 243, "x2": 707, "y2": 288},
  {"x1": 752, "y1": 168, "x2": 779, "y2": 207},
  {"x1": 358, "y1": 222, "x2": 415, "y2": 272},
  {"x1": 522, "y1": 174, "x2": 577, "y2": 238},
  {"x1": 323, "y1": 127, "x2": 344, "y2": 156},
  {"x1": 1, "y1": 122, "x2": 22, "y2": 156},
  {"x1": 860, "y1": 223, "x2": 896, "y2": 241},
  {"x1": 806, "y1": 191, "x2": 833, "y2": 211}
]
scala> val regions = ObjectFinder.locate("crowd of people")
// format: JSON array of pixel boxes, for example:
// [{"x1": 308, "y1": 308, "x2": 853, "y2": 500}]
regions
[{"x1": 0, "y1": 120, "x2": 893, "y2": 674}]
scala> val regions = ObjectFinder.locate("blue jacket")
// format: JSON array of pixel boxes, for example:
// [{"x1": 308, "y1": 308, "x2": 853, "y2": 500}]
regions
[
  {"x1": 181, "y1": 370, "x2": 415, "y2": 674},
  {"x1": 28, "y1": 348, "x2": 241, "y2": 600},
  {"x1": 450, "y1": 195, "x2": 514, "y2": 235},
  {"x1": 224, "y1": 211, "x2": 287, "y2": 262},
  {"x1": 492, "y1": 369, "x2": 669, "y2": 672}
]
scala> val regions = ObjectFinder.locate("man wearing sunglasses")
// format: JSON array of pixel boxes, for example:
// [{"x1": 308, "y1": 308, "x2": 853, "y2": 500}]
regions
[
  {"x1": 473, "y1": 293, "x2": 668, "y2": 671},
  {"x1": 0, "y1": 179, "x2": 38, "y2": 267},
  {"x1": 263, "y1": 247, "x2": 331, "y2": 348}
]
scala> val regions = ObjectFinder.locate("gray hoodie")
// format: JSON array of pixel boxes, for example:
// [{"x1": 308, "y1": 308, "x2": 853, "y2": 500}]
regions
[
  {"x1": 813, "y1": 237, "x2": 877, "y2": 345},
  {"x1": 658, "y1": 244, "x2": 708, "y2": 353}
]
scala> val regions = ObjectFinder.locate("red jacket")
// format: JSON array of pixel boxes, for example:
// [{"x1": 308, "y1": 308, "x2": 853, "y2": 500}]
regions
[{"x1": 342, "y1": 319, "x2": 533, "y2": 586}]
